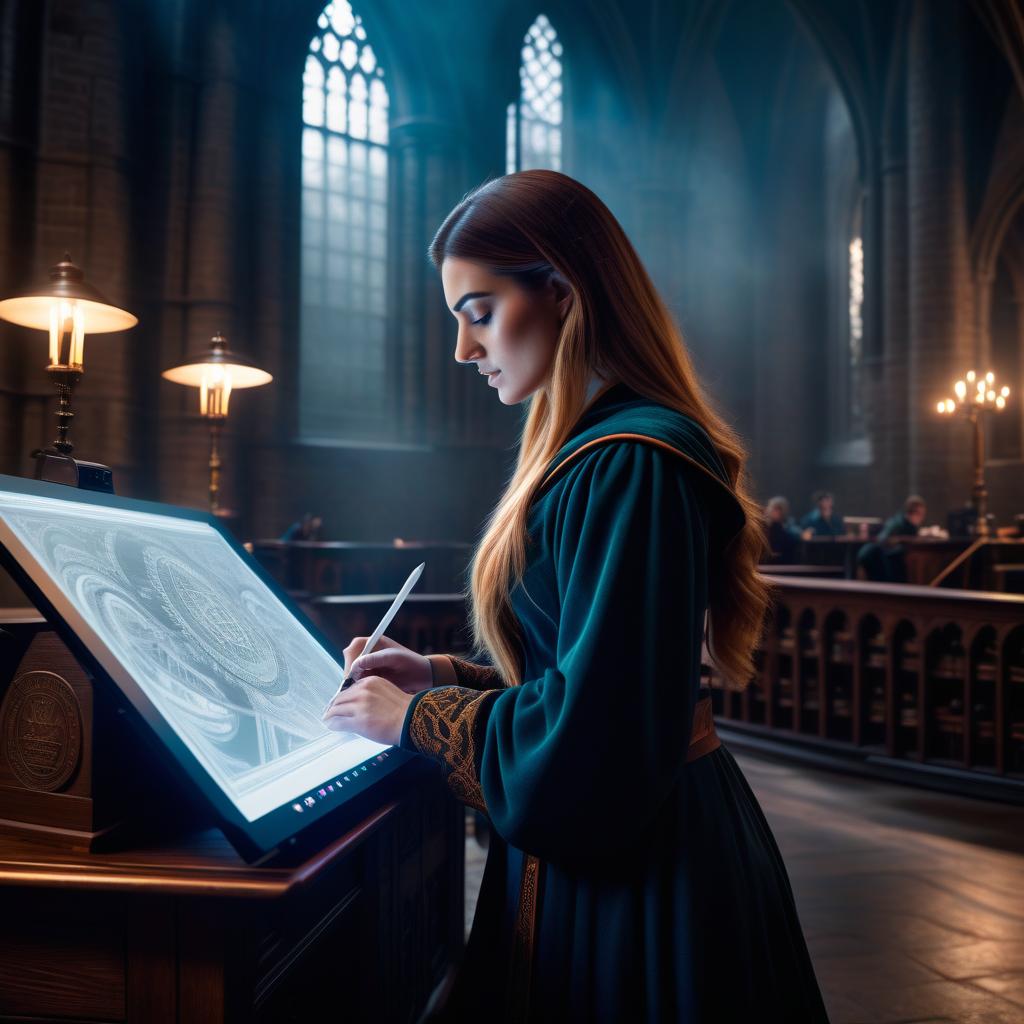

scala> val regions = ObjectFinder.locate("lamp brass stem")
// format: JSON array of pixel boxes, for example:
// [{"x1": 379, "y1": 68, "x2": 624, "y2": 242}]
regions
[
  {"x1": 44, "y1": 365, "x2": 83, "y2": 455},
  {"x1": 969, "y1": 409, "x2": 990, "y2": 537},
  {"x1": 207, "y1": 416, "x2": 225, "y2": 513}
]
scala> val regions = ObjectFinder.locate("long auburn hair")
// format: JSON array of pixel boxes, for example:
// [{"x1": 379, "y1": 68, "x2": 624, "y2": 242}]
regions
[{"x1": 429, "y1": 170, "x2": 770, "y2": 689}]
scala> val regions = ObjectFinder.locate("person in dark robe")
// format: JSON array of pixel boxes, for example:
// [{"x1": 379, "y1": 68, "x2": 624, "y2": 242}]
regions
[
  {"x1": 763, "y1": 495, "x2": 802, "y2": 563},
  {"x1": 857, "y1": 495, "x2": 927, "y2": 583},
  {"x1": 323, "y1": 170, "x2": 829, "y2": 1023},
  {"x1": 800, "y1": 490, "x2": 845, "y2": 538},
  {"x1": 279, "y1": 511, "x2": 322, "y2": 542}
]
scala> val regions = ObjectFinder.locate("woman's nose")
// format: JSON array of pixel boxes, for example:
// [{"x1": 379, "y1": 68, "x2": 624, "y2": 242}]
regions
[{"x1": 454, "y1": 325, "x2": 484, "y2": 364}]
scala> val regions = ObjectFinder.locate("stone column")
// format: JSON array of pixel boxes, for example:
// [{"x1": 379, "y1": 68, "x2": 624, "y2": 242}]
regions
[
  {"x1": 0, "y1": 0, "x2": 44, "y2": 475},
  {"x1": 877, "y1": 126, "x2": 910, "y2": 514},
  {"x1": 907, "y1": 0, "x2": 976, "y2": 515},
  {"x1": 239, "y1": 49, "x2": 296, "y2": 541},
  {"x1": 18, "y1": 0, "x2": 140, "y2": 488},
  {"x1": 389, "y1": 118, "x2": 490, "y2": 447},
  {"x1": 154, "y1": 6, "x2": 248, "y2": 513}
]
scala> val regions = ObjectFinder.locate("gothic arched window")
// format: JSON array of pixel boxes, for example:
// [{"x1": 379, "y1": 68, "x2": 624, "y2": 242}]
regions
[
  {"x1": 301, "y1": 1, "x2": 389, "y2": 440},
  {"x1": 847, "y1": 202, "x2": 865, "y2": 436},
  {"x1": 821, "y1": 86, "x2": 869, "y2": 462},
  {"x1": 506, "y1": 14, "x2": 563, "y2": 174}
]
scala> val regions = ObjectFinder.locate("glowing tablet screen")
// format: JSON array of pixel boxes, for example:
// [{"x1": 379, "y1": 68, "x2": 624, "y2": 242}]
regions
[{"x1": 0, "y1": 480, "x2": 397, "y2": 846}]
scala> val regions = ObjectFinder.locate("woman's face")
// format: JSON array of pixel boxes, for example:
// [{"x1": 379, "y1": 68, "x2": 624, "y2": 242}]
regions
[{"x1": 440, "y1": 257, "x2": 570, "y2": 405}]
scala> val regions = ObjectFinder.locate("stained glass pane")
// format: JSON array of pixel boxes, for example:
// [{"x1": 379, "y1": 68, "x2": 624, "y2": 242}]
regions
[
  {"x1": 329, "y1": 3, "x2": 354, "y2": 36},
  {"x1": 302, "y1": 189, "x2": 323, "y2": 220},
  {"x1": 506, "y1": 101, "x2": 517, "y2": 174},
  {"x1": 322, "y1": 31, "x2": 340, "y2": 63},
  {"x1": 848, "y1": 234, "x2": 864, "y2": 426},
  {"x1": 301, "y1": 1, "x2": 390, "y2": 440},
  {"x1": 509, "y1": 14, "x2": 563, "y2": 173},
  {"x1": 326, "y1": 66, "x2": 346, "y2": 133}
]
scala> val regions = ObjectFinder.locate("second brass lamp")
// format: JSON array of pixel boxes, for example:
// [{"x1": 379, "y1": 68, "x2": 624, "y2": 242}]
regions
[{"x1": 162, "y1": 332, "x2": 272, "y2": 513}]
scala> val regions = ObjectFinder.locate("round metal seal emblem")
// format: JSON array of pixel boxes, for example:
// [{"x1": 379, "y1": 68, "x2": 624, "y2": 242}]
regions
[{"x1": 1, "y1": 671, "x2": 83, "y2": 792}]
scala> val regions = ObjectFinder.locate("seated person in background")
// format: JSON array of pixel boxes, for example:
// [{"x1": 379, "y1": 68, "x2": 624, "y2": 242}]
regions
[
  {"x1": 856, "y1": 495, "x2": 927, "y2": 583},
  {"x1": 280, "y1": 512, "x2": 323, "y2": 542},
  {"x1": 763, "y1": 496, "x2": 802, "y2": 563},
  {"x1": 800, "y1": 490, "x2": 845, "y2": 538}
]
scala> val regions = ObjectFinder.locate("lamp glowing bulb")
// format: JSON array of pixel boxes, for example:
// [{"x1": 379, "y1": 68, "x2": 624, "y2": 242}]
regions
[
  {"x1": 48, "y1": 301, "x2": 85, "y2": 368},
  {"x1": 199, "y1": 364, "x2": 233, "y2": 417}
]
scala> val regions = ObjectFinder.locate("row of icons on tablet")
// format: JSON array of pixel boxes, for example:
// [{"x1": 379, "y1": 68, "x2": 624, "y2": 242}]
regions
[{"x1": 291, "y1": 750, "x2": 393, "y2": 812}]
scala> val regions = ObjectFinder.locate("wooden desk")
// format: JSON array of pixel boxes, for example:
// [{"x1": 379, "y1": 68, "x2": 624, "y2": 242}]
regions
[
  {"x1": 797, "y1": 536, "x2": 864, "y2": 578},
  {"x1": 798, "y1": 535, "x2": 1024, "y2": 589},
  {"x1": 0, "y1": 769, "x2": 464, "y2": 1022},
  {"x1": 903, "y1": 537, "x2": 1024, "y2": 588},
  {"x1": 0, "y1": 607, "x2": 465, "y2": 1023}
]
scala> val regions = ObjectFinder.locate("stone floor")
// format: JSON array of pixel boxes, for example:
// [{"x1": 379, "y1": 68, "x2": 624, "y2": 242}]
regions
[{"x1": 463, "y1": 748, "x2": 1024, "y2": 1023}]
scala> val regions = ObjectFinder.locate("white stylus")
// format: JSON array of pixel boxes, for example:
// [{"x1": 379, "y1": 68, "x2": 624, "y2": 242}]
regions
[{"x1": 322, "y1": 561, "x2": 425, "y2": 716}]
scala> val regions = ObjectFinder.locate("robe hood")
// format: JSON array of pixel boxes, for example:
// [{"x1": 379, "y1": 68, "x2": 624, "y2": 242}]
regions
[{"x1": 540, "y1": 381, "x2": 748, "y2": 548}]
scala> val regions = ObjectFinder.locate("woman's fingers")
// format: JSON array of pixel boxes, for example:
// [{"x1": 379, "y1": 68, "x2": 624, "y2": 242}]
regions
[
  {"x1": 344, "y1": 634, "x2": 401, "y2": 658},
  {"x1": 323, "y1": 679, "x2": 363, "y2": 714},
  {"x1": 349, "y1": 648, "x2": 400, "y2": 679},
  {"x1": 320, "y1": 675, "x2": 412, "y2": 746},
  {"x1": 343, "y1": 634, "x2": 403, "y2": 675},
  {"x1": 322, "y1": 689, "x2": 360, "y2": 728}
]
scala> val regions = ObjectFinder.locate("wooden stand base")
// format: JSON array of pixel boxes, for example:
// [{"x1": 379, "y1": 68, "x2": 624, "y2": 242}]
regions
[
  {"x1": 0, "y1": 613, "x2": 466, "y2": 1021},
  {"x1": 0, "y1": 776, "x2": 465, "y2": 1022}
]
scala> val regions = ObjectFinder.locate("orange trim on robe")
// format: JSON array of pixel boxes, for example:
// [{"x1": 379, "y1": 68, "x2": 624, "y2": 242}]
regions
[{"x1": 538, "y1": 431, "x2": 743, "y2": 517}]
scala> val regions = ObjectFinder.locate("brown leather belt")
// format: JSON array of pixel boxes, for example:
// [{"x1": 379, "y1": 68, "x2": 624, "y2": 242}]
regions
[
  {"x1": 506, "y1": 696, "x2": 721, "y2": 1021},
  {"x1": 686, "y1": 695, "x2": 720, "y2": 762}
]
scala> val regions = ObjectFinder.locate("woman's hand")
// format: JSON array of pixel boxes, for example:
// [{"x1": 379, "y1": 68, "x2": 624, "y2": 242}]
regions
[
  {"x1": 343, "y1": 635, "x2": 433, "y2": 694},
  {"x1": 322, "y1": 676, "x2": 414, "y2": 746}
]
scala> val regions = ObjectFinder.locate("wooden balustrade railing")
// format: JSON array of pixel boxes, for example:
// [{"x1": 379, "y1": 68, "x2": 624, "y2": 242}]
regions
[{"x1": 709, "y1": 575, "x2": 1024, "y2": 799}]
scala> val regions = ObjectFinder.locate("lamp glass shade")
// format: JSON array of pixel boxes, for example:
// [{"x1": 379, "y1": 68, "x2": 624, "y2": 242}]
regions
[
  {"x1": 162, "y1": 331, "x2": 273, "y2": 415},
  {"x1": 0, "y1": 294, "x2": 137, "y2": 333},
  {"x1": 162, "y1": 360, "x2": 272, "y2": 389},
  {"x1": 0, "y1": 255, "x2": 137, "y2": 333}
]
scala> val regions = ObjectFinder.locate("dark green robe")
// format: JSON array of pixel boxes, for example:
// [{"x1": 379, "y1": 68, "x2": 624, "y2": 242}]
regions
[{"x1": 400, "y1": 382, "x2": 829, "y2": 1022}]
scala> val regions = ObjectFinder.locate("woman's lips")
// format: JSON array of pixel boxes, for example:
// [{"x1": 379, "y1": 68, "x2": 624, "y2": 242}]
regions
[{"x1": 487, "y1": 370, "x2": 501, "y2": 385}]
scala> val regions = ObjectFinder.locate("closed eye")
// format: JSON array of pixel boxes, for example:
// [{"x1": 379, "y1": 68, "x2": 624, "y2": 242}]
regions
[{"x1": 472, "y1": 312, "x2": 492, "y2": 326}]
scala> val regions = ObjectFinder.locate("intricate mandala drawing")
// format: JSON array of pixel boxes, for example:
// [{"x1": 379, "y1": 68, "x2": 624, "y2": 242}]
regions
[
  {"x1": 145, "y1": 547, "x2": 281, "y2": 692},
  {"x1": 0, "y1": 496, "x2": 380, "y2": 821}
]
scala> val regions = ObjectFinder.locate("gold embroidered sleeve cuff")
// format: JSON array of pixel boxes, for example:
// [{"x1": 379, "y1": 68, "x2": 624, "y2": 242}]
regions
[{"x1": 399, "y1": 685, "x2": 500, "y2": 812}]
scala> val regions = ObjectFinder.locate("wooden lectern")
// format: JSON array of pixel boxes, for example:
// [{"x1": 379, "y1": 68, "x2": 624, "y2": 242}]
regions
[{"x1": 0, "y1": 611, "x2": 465, "y2": 1022}]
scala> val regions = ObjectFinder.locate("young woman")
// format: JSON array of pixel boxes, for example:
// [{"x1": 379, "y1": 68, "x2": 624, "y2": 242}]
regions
[{"x1": 323, "y1": 170, "x2": 830, "y2": 1023}]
